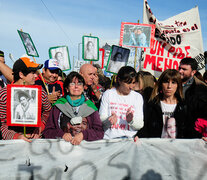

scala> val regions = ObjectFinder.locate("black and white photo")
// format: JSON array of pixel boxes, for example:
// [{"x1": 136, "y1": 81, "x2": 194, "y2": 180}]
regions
[
  {"x1": 49, "y1": 46, "x2": 71, "y2": 71},
  {"x1": 17, "y1": 30, "x2": 39, "y2": 57},
  {"x1": 106, "y1": 45, "x2": 130, "y2": 74},
  {"x1": 7, "y1": 85, "x2": 41, "y2": 127},
  {"x1": 82, "y1": 36, "x2": 99, "y2": 61}
]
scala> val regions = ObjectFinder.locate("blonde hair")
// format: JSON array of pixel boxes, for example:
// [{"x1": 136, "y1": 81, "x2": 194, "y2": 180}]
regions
[{"x1": 136, "y1": 71, "x2": 156, "y2": 93}]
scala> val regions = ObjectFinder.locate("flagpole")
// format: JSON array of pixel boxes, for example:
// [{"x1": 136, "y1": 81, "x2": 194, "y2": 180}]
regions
[{"x1": 32, "y1": 57, "x2": 49, "y2": 95}]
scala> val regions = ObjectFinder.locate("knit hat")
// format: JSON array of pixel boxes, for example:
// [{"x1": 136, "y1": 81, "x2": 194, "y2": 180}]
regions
[
  {"x1": 0, "y1": 50, "x2": 4, "y2": 57},
  {"x1": 13, "y1": 57, "x2": 43, "y2": 73},
  {"x1": 44, "y1": 59, "x2": 60, "y2": 70}
]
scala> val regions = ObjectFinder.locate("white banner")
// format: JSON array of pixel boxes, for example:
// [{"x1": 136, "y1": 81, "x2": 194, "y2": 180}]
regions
[
  {"x1": 1, "y1": 139, "x2": 207, "y2": 179},
  {"x1": 142, "y1": 0, "x2": 205, "y2": 77}
]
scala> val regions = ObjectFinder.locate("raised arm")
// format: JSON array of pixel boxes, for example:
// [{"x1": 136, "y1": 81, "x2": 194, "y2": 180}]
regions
[{"x1": 0, "y1": 61, "x2": 13, "y2": 82}]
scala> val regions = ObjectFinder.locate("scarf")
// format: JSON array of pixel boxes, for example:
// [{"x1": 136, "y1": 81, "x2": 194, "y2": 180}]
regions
[
  {"x1": 53, "y1": 96, "x2": 97, "y2": 119},
  {"x1": 66, "y1": 94, "x2": 85, "y2": 107}
]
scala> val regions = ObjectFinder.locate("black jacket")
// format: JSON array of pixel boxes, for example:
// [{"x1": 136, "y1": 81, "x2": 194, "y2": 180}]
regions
[
  {"x1": 138, "y1": 99, "x2": 186, "y2": 138},
  {"x1": 184, "y1": 77, "x2": 207, "y2": 138}
]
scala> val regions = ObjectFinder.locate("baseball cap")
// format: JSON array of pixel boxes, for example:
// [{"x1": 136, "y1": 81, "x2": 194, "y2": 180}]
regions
[
  {"x1": 13, "y1": 57, "x2": 43, "y2": 73},
  {"x1": 0, "y1": 50, "x2": 4, "y2": 57},
  {"x1": 44, "y1": 59, "x2": 60, "y2": 70}
]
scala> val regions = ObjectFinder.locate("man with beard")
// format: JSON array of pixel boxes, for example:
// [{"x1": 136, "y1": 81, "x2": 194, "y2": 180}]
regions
[{"x1": 179, "y1": 57, "x2": 207, "y2": 138}]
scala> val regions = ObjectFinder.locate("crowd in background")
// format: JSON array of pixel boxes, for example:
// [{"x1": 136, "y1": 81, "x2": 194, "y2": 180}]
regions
[{"x1": 0, "y1": 49, "x2": 207, "y2": 144}]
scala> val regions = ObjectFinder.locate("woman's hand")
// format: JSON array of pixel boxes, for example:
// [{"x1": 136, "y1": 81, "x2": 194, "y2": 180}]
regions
[
  {"x1": 202, "y1": 137, "x2": 207, "y2": 142},
  {"x1": 108, "y1": 112, "x2": 117, "y2": 125},
  {"x1": 134, "y1": 136, "x2": 139, "y2": 142},
  {"x1": 30, "y1": 127, "x2": 41, "y2": 139},
  {"x1": 63, "y1": 133, "x2": 73, "y2": 142},
  {"x1": 17, "y1": 134, "x2": 32, "y2": 143},
  {"x1": 126, "y1": 106, "x2": 134, "y2": 123},
  {"x1": 71, "y1": 132, "x2": 84, "y2": 145}
]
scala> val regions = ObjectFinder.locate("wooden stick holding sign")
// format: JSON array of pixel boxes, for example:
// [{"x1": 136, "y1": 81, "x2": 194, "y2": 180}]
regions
[{"x1": 17, "y1": 29, "x2": 49, "y2": 95}]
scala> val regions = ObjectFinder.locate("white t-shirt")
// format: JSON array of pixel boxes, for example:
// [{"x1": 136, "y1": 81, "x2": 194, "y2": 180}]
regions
[
  {"x1": 99, "y1": 88, "x2": 144, "y2": 139},
  {"x1": 160, "y1": 101, "x2": 177, "y2": 138}
]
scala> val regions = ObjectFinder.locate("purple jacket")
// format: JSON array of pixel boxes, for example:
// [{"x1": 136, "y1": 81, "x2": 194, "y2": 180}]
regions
[{"x1": 43, "y1": 106, "x2": 104, "y2": 141}]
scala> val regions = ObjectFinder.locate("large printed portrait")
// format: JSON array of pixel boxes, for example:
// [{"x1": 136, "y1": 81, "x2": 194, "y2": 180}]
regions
[
  {"x1": 106, "y1": 45, "x2": 130, "y2": 74},
  {"x1": 49, "y1": 46, "x2": 71, "y2": 71},
  {"x1": 82, "y1": 36, "x2": 99, "y2": 61},
  {"x1": 17, "y1": 30, "x2": 39, "y2": 57},
  {"x1": 7, "y1": 85, "x2": 42, "y2": 127},
  {"x1": 120, "y1": 22, "x2": 155, "y2": 48}
]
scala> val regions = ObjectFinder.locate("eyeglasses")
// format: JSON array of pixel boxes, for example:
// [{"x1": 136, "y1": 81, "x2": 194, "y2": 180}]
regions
[{"x1": 69, "y1": 82, "x2": 83, "y2": 86}]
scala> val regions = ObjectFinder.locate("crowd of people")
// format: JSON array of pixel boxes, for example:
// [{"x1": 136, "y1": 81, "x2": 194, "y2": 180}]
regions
[{"x1": 0, "y1": 49, "x2": 207, "y2": 144}]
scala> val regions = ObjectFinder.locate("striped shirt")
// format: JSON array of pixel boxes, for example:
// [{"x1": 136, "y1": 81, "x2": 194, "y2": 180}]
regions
[{"x1": 0, "y1": 87, "x2": 52, "y2": 140}]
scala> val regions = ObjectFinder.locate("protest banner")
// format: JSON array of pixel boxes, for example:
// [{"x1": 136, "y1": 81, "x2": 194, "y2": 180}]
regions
[
  {"x1": 0, "y1": 139, "x2": 207, "y2": 179},
  {"x1": 142, "y1": 0, "x2": 205, "y2": 77}
]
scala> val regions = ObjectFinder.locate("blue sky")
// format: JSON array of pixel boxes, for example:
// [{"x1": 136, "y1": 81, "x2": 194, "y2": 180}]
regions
[{"x1": 0, "y1": 0, "x2": 206, "y2": 70}]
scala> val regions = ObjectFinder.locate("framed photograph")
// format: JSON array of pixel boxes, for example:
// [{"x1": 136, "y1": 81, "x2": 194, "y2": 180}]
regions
[
  {"x1": 120, "y1": 22, "x2": 155, "y2": 48},
  {"x1": 106, "y1": 45, "x2": 130, "y2": 74},
  {"x1": 82, "y1": 36, "x2": 99, "y2": 61},
  {"x1": 49, "y1": 45, "x2": 71, "y2": 71},
  {"x1": 7, "y1": 84, "x2": 42, "y2": 127},
  {"x1": 92, "y1": 48, "x2": 105, "y2": 69},
  {"x1": 17, "y1": 30, "x2": 39, "y2": 57}
]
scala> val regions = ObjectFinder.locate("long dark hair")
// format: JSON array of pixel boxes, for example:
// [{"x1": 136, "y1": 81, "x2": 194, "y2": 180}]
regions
[
  {"x1": 115, "y1": 66, "x2": 136, "y2": 88},
  {"x1": 150, "y1": 69, "x2": 183, "y2": 103}
]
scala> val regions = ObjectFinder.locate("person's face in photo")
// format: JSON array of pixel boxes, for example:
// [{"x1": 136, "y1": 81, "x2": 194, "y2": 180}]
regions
[
  {"x1": 55, "y1": 52, "x2": 63, "y2": 62},
  {"x1": 162, "y1": 79, "x2": 178, "y2": 98},
  {"x1": 43, "y1": 68, "x2": 59, "y2": 83},
  {"x1": 20, "y1": 96, "x2": 28, "y2": 107},
  {"x1": 114, "y1": 53, "x2": 122, "y2": 62},
  {"x1": 24, "y1": 37, "x2": 32, "y2": 47},
  {"x1": 166, "y1": 117, "x2": 176, "y2": 138},
  {"x1": 137, "y1": 29, "x2": 142, "y2": 35},
  {"x1": 87, "y1": 41, "x2": 94, "y2": 51}
]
